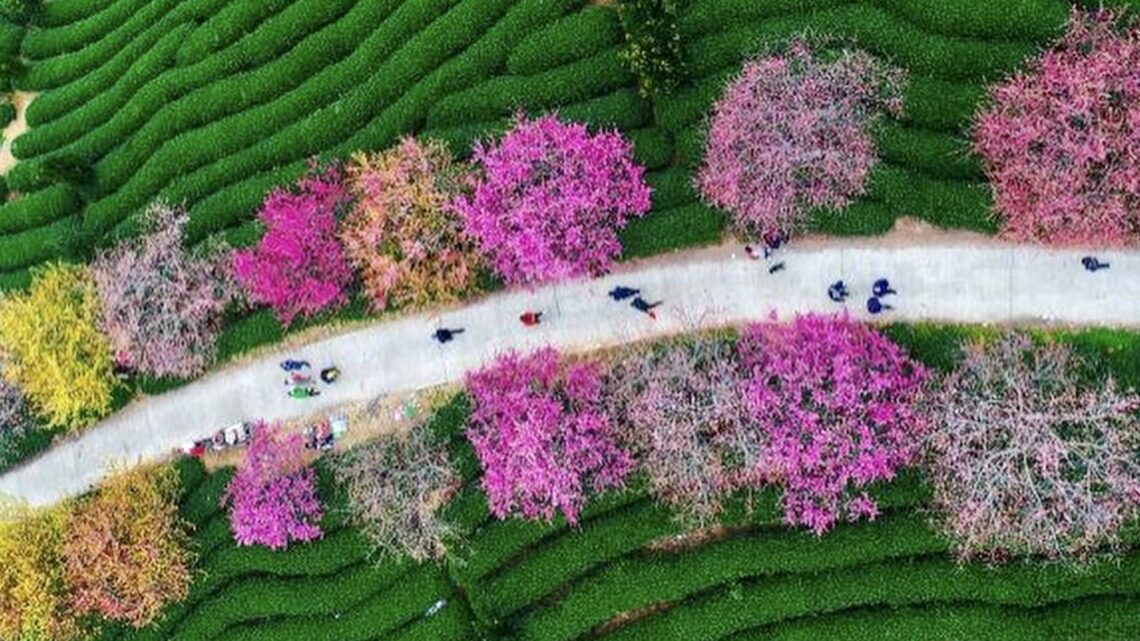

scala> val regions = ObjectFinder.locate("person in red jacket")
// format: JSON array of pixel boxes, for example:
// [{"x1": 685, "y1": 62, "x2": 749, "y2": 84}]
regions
[{"x1": 519, "y1": 310, "x2": 543, "y2": 327}]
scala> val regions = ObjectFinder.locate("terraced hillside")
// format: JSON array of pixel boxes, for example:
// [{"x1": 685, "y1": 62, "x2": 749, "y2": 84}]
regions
[
  {"x1": 0, "y1": 0, "x2": 1133, "y2": 292},
  {"x1": 93, "y1": 325, "x2": 1140, "y2": 641}
]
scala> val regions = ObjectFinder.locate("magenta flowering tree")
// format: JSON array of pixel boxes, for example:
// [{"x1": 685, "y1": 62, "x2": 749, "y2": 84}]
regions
[
  {"x1": 973, "y1": 8, "x2": 1140, "y2": 246},
  {"x1": 232, "y1": 165, "x2": 354, "y2": 326},
  {"x1": 696, "y1": 38, "x2": 906, "y2": 238},
  {"x1": 90, "y1": 202, "x2": 236, "y2": 379},
  {"x1": 924, "y1": 333, "x2": 1140, "y2": 562},
  {"x1": 737, "y1": 314, "x2": 927, "y2": 534},
  {"x1": 449, "y1": 113, "x2": 651, "y2": 286},
  {"x1": 222, "y1": 421, "x2": 324, "y2": 550},
  {"x1": 465, "y1": 347, "x2": 633, "y2": 524}
]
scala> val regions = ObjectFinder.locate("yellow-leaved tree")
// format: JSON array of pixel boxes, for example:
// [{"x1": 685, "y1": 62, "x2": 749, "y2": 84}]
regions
[
  {"x1": 0, "y1": 502, "x2": 80, "y2": 641},
  {"x1": 0, "y1": 263, "x2": 114, "y2": 430}
]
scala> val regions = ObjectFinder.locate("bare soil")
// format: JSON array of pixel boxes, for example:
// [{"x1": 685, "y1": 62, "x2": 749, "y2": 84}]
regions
[{"x1": 0, "y1": 91, "x2": 35, "y2": 176}]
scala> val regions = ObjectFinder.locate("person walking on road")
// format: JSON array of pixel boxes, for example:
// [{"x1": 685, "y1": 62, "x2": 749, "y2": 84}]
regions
[
  {"x1": 631, "y1": 297, "x2": 662, "y2": 319},
  {"x1": 281, "y1": 359, "x2": 310, "y2": 371},
  {"x1": 872, "y1": 278, "x2": 896, "y2": 297},
  {"x1": 828, "y1": 280, "x2": 850, "y2": 303},
  {"x1": 867, "y1": 297, "x2": 892, "y2": 315},
  {"x1": 433, "y1": 327, "x2": 465, "y2": 344},
  {"x1": 1082, "y1": 256, "x2": 1110, "y2": 272},
  {"x1": 320, "y1": 366, "x2": 340, "y2": 384},
  {"x1": 285, "y1": 371, "x2": 313, "y2": 386},
  {"x1": 519, "y1": 311, "x2": 543, "y2": 327},
  {"x1": 288, "y1": 386, "x2": 320, "y2": 399},
  {"x1": 608, "y1": 286, "x2": 640, "y2": 301}
]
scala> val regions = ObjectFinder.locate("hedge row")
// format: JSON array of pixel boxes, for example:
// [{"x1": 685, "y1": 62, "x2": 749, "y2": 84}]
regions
[
  {"x1": 626, "y1": 126, "x2": 673, "y2": 171},
  {"x1": 620, "y1": 202, "x2": 725, "y2": 258},
  {"x1": 606, "y1": 553, "x2": 1140, "y2": 641},
  {"x1": 0, "y1": 183, "x2": 80, "y2": 234},
  {"x1": 519, "y1": 511, "x2": 943, "y2": 641},
  {"x1": 874, "y1": 120, "x2": 982, "y2": 180},
  {"x1": 646, "y1": 167, "x2": 695, "y2": 210},
  {"x1": 678, "y1": 0, "x2": 853, "y2": 38},
  {"x1": 902, "y1": 75, "x2": 987, "y2": 133},
  {"x1": 80, "y1": 0, "x2": 465, "y2": 234},
  {"x1": 22, "y1": 0, "x2": 151, "y2": 60},
  {"x1": 20, "y1": 0, "x2": 200, "y2": 95},
  {"x1": 868, "y1": 0, "x2": 1067, "y2": 42},
  {"x1": 385, "y1": 599, "x2": 477, "y2": 641},
  {"x1": 731, "y1": 599, "x2": 1140, "y2": 641},
  {"x1": 506, "y1": 5, "x2": 622, "y2": 76},
  {"x1": 424, "y1": 47, "x2": 634, "y2": 128},
  {"x1": 0, "y1": 21, "x2": 20, "y2": 56},
  {"x1": 174, "y1": 0, "x2": 299, "y2": 66},
  {"x1": 0, "y1": 213, "x2": 75, "y2": 271},
  {"x1": 176, "y1": 0, "x2": 580, "y2": 243},
  {"x1": 37, "y1": 0, "x2": 117, "y2": 28},
  {"x1": 864, "y1": 163, "x2": 996, "y2": 232},
  {"x1": 14, "y1": 0, "x2": 360, "y2": 162}
]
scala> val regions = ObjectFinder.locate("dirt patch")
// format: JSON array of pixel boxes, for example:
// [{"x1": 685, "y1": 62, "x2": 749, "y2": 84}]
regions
[
  {"x1": 0, "y1": 91, "x2": 36, "y2": 176},
  {"x1": 594, "y1": 601, "x2": 675, "y2": 637},
  {"x1": 645, "y1": 524, "x2": 732, "y2": 553}
]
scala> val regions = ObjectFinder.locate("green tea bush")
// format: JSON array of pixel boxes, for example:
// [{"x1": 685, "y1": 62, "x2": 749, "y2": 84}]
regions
[
  {"x1": 678, "y1": 0, "x2": 851, "y2": 38},
  {"x1": 419, "y1": 119, "x2": 510, "y2": 159},
  {"x1": 672, "y1": 124, "x2": 703, "y2": 166},
  {"x1": 22, "y1": 0, "x2": 147, "y2": 59},
  {"x1": 0, "y1": 268, "x2": 31, "y2": 292},
  {"x1": 520, "y1": 512, "x2": 942, "y2": 641},
  {"x1": 0, "y1": 0, "x2": 42, "y2": 26},
  {"x1": 0, "y1": 21, "x2": 20, "y2": 56},
  {"x1": 182, "y1": 163, "x2": 304, "y2": 243},
  {"x1": 175, "y1": 0, "x2": 297, "y2": 66},
  {"x1": 645, "y1": 167, "x2": 695, "y2": 210},
  {"x1": 864, "y1": 164, "x2": 996, "y2": 232},
  {"x1": 0, "y1": 98, "x2": 14, "y2": 127},
  {"x1": 874, "y1": 121, "x2": 981, "y2": 180},
  {"x1": 0, "y1": 185, "x2": 80, "y2": 235},
  {"x1": 425, "y1": 47, "x2": 633, "y2": 127},
  {"x1": 653, "y1": 73, "x2": 724, "y2": 131},
  {"x1": 872, "y1": 0, "x2": 1067, "y2": 41},
  {"x1": 902, "y1": 76, "x2": 985, "y2": 133},
  {"x1": 626, "y1": 126, "x2": 673, "y2": 169},
  {"x1": 0, "y1": 214, "x2": 73, "y2": 271},
  {"x1": 557, "y1": 88, "x2": 650, "y2": 131},
  {"x1": 620, "y1": 202, "x2": 725, "y2": 258},
  {"x1": 507, "y1": 5, "x2": 621, "y2": 76},
  {"x1": 36, "y1": 0, "x2": 112, "y2": 28},
  {"x1": 615, "y1": 0, "x2": 687, "y2": 97}
]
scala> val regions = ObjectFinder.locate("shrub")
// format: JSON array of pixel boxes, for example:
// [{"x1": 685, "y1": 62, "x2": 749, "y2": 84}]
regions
[
  {"x1": 232, "y1": 164, "x2": 353, "y2": 327},
  {"x1": 696, "y1": 37, "x2": 906, "y2": 238},
  {"x1": 506, "y1": 6, "x2": 621, "y2": 76},
  {"x1": 91, "y1": 202, "x2": 236, "y2": 379},
  {"x1": 0, "y1": 504, "x2": 77, "y2": 641},
  {"x1": 465, "y1": 348, "x2": 633, "y2": 524},
  {"x1": 0, "y1": 263, "x2": 114, "y2": 430},
  {"x1": 340, "y1": 137, "x2": 481, "y2": 312},
  {"x1": 450, "y1": 113, "x2": 651, "y2": 286},
  {"x1": 923, "y1": 333, "x2": 1140, "y2": 562},
  {"x1": 606, "y1": 337, "x2": 756, "y2": 525},
  {"x1": 62, "y1": 464, "x2": 193, "y2": 628},
  {"x1": 616, "y1": 0, "x2": 687, "y2": 98},
  {"x1": 0, "y1": 0, "x2": 42, "y2": 25},
  {"x1": 973, "y1": 8, "x2": 1140, "y2": 246},
  {"x1": 737, "y1": 314, "x2": 928, "y2": 534},
  {"x1": 222, "y1": 421, "x2": 324, "y2": 550},
  {"x1": 334, "y1": 420, "x2": 462, "y2": 563}
]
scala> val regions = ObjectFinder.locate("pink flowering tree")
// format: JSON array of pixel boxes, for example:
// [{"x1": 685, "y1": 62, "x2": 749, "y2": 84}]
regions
[
  {"x1": 973, "y1": 8, "x2": 1140, "y2": 246},
  {"x1": 606, "y1": 337, "x2": 758, "y2": 525},
  {"x1": 232, "y1": 165, "x2": 354, "y2": 326},
  {"x1": 465, "y1": 348, "x2": 633, "y2": 524},
  {"x1": 91, "y1": 202, "x2": 236, "y2": 379},
  {"x1": 696, "y1": 37, "x2": 906, "y2": 238},
  {"x1": 737, "y1": 314, "x2": 927, "y2": 534},
  {"x1": 222, "y1": 421, "x2": 324, "y2": 550},
  {"x1": 449, "y1": 113, "x2": 651, "y2": 286},
  {"x1": 923, "y1": 333, "x2": 1140, "y2": 562}
]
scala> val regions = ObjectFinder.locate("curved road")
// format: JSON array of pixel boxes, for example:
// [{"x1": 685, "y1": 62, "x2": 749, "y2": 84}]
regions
[{"x1": 2, "y1": 235, "x2": 1138, "y2": 506}]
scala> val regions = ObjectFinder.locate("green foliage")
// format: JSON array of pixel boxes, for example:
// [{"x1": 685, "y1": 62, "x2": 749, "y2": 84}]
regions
[
  {"x1": 616, "y1": 0, "x2": 687, "y2": 98},
  {"x1": 620, "y1": 202, "x2": 725, "y2": 258},
  {"x1": 626, "y1": 126, "x2": 673, "y2": 170},
  {"x1": 0, "y1": 0, "x2": 41, "y2": 25},
  {"x1": 175, "y1": 0, "x2": 297, "y2": 66},
  {"x1": 872, "y1": 0, "x2": 1068, "y2": 41},
  {"x1": 0, "y1": 185, "x2": 79, "y2": 235},
  {"x1": 507, "y1": 6, "x2": 622, "y2": 76}
]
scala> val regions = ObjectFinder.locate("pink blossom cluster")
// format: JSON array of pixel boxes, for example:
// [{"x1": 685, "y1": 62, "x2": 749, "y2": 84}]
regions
[
  {"x1": 696, "y1": 38, "x2": 905, "y2": 238},
  {"x1": 737, "y1": 314, "x2": 927, "y2": 534},
  {"x1": 233, "y1": 165, "x2": 354, "y2": 326},
  {"x1": 450, "y1": 113, "x2": 651, "y2": 286},
  {"x1": 465, "y1": 347, "x2": 633, "y2": 524},
  {"x1": 222, "y1": 421, "x2": 324, "y2": 550},
  {"x1": 973, "y1": 8, "x2": 1140, "y2": 246},
  {"x1": 91, "y1": 203, "x2": 236, "y2": 379}
]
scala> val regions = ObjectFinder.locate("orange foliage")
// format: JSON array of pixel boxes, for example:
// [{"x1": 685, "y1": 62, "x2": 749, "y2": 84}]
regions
[{"x1": 0, "y1": 503, "x2": 80, "y2": 641}]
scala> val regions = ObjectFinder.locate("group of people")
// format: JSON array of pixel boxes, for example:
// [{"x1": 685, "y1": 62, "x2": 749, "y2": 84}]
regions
[
  {"x1": 303, "y1": 414, "x2": 348, "y2": 451},
  {"x1": 828, "y1": 278, "x2": 898, "y2": 315},
  {"x1": 281, "y1": 359, "x2": 340, "y2": 399},
  {"x1": 183, "y1": 421, "x2": 254, "y2": 458},
  {"x1": 744, "y1": 231, "x2": 787, "y2": 274}
]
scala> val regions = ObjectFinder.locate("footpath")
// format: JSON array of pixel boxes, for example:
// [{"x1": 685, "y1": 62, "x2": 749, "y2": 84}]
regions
[{"x1": 2, "y1": 232, "x2": 1138, "y2": 506}]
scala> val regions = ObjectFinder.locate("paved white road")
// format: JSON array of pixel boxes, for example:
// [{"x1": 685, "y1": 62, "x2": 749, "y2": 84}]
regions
[{"x1": 3, "y1": 236, "x2": 1139, "y2": 506}]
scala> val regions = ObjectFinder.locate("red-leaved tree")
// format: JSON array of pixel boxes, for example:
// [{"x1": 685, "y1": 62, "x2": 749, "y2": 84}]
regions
[
  {"x1": 696, "y1": 37, "x2": 905, "y2": 238},
  {"x1": 606, "y1": 337, "x2": 759, "y2": 525},
  {"x1": 450, "y1": 113, "x2": 651, "y2": 286},
  {"x1": 923, "y1": 333, "x2": 1140, "y2": 562},
  {"x1": 91, "y1": 202, "x2": 236, "y2": 379},
  {"x1": 465, "y1": 348, "x2": 633, "y2": 524},
  {"x1": 737, "y1": 314, "x2": 927, "y2": 534},
  {"x1": 973, "y1": 8, "x2": 1140, "y2": 246},
  {"x1": 341, "y1": 137, "x2": 481, "y2": 311},
  {"x1": 233, "y1": 165, "x2": 353, "y2": 326},
  {"x1": 222, "y1": 421, "x2": 324, "y2": 550}
]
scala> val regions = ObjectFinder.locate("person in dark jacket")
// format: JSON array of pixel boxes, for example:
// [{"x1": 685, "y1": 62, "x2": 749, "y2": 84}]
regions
[
  {"x1": 872, "y1": 278, "x2": 896, "y2": 297},
  {"x1": 1082, "y1": 256, "x2": 1110, "y2": 272},
  {"x1": 280, "y1": 359, "x2": 311, "y2": 371},
  {"x1": 608, "y1": 286, "x2": 640, "y2": 301},
  {"x1": 867, "y1": 297, "x2": 893, "y2": 315},
  {"x1": 828, "y1": 280, "x2": 850, "y2": 302},
  {"x1": 433, "y1": 327, "x2": 465, "y2": 343},
  {"x1": 631, "y1": 297, "x2": 662, "y2": 319}
]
